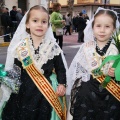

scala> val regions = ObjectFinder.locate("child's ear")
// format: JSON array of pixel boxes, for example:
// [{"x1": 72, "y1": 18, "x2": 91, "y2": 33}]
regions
[{"x1": 26, "y1": 23, "x2": 30, "y2": 29}]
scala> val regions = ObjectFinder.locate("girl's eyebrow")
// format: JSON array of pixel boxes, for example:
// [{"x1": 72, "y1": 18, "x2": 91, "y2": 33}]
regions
[
  {"x1": 31, "y1": 17, "x2": 48, "y2": 20},
  {"x1": 42, "y1": 19, "x2": 48, "y2": 21},
  {"x1": 31, "y1": 17, "x2": 39, "y2": 19}
]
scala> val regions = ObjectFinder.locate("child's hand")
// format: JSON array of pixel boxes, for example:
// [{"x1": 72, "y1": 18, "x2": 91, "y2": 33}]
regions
[
  {"x1": 56, "y1": 84, "x2": 66, "y2": 96},
  {"x1": 108, "y1": 68, "x2": 115, "y2": 77}
]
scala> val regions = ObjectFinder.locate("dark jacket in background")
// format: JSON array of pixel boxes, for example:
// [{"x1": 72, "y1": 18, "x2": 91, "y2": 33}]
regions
[
  {"x1": 10, "y1": 10, "x2": 17, "y2": 21},
  {"x1": 16, "y1": 12, "x2": 23, "y2": 26},
  {"x1": 77, "y1": 17, "x2": 86, "y2": 31},
  {"x1": 73, "y1": 16, "x2": 79, "y2": 27},
  {"x1": 1, "y1": 13, "x2": 13, "y2": 27},
  {"x1": 1, "y1": 13, "x2": 13, "y2": 42}
]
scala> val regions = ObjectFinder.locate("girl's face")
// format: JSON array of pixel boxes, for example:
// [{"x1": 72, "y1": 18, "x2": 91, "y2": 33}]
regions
[
  {"x1": 26, "y1": 9, "x2": 49, "y2": 39},
  {"x1": 93, "y1": 14, "x2": 115, "y2": 43}
]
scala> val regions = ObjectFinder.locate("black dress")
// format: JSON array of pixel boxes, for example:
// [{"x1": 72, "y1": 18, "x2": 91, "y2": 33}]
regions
[
  {"x1": 2, "y1": 53, "x2": 66, "y2": 120},
  {"x1": 70, "y1": 41, "x2": 120, "y2": 120}
]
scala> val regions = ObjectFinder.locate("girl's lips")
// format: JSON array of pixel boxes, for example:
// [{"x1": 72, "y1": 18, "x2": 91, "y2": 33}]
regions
[
  {"x1": 99, "y1": 35, "x2": 105, "y2": 38},
  {"x1": 36, "y1": 29, "x2": 43, "y2": 31}
]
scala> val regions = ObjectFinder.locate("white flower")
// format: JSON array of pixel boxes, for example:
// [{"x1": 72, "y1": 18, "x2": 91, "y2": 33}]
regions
[{"x1": 118, "y1": 34, "x2": 120, "y2": 41}]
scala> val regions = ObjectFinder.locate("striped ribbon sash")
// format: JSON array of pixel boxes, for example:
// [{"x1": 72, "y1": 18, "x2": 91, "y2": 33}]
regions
[
  {"x1": 17, "y1": 38, "x2": 65, "y2": 120},
  {"x1": 95, "y1": 75, "x2": 120, "y2": 101}
]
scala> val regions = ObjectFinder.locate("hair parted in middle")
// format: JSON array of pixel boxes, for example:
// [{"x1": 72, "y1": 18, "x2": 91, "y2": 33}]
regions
[
  {"x1": 92, "y1": 10, "x2": 117, "y2": 29},
  {"x1": 26, "y1": 5, "x2": 50, "y2": 34}
]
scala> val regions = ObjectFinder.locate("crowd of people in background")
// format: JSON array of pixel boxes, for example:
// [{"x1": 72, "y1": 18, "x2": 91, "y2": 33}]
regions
[
  {"x1": 1, "y1": 6, "x2": 24, "y2": 42},
  {"x1": 1, "y1": 4, "x2": 89, "y2": 44},
  {"x1": 50, "y1": 3, "x2": 88, "y2": 51},
  {"x1": 62, "y1": 11, "x2": 89, "y2": 43}
]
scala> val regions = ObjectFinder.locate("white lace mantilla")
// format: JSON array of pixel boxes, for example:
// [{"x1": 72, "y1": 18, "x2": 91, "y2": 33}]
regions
[
  {"x1": 66, "y1": 41, "x2": 118, "y2": 95},
  {"x1": 15, "y1": 37, "x2": 62, "y2": 74}
]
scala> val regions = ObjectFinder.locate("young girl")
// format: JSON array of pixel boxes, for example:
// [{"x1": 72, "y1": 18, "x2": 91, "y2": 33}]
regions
[
  {"x1": 67, "y1": 7, "x2": 120, "y2": 120},
  {"x1": 1, "y1": 5, "x2": 67, "y2": 120}
]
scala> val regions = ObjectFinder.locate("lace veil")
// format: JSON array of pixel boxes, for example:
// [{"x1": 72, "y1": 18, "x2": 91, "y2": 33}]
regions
[
  {"x1": 5, "y1": 0, "x2": 56, "y2": 71},
  {"x1": 0, "y1": 0, "x2": 68, "y2": 109},
  {"x1": 66, "y1": 7, "x2": 120, "y2": 95},
  {"x1": 84, "y1": 7, "x2": 120, "y2": 42}
]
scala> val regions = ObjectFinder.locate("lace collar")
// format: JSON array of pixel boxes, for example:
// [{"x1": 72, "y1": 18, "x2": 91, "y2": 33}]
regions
[{"x1": 28, "y1": 37, "x2": 61, "y2": 73}]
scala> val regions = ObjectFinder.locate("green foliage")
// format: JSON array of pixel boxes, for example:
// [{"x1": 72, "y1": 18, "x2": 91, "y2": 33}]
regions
[
  {"x1": 92, "y1": 68, "x2": 103, "y2": 77},
  {"x1": 112, "y1": 28, "x2": 120, "y2": 53}
]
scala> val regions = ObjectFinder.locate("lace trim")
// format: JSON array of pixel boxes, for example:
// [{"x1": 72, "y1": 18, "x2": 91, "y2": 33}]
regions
[
  {"x1": 68, "y1": 41, "x2": 119, "y2": 94},
  {"x1": 84, "y1": 41, "x2": 118, "y2": 75},
  {"x1": 15, "y1": 37, "x2": 61, "y2": 74},
  {"x1": 30, "y1": 38, "x2": 61, "y2": 73}
]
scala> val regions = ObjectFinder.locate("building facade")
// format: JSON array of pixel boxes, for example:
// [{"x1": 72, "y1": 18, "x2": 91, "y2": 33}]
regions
[
  {"x1": 2, "y1": 0, "x2": 120, "y2": 19},
  {"x1": 4, "y1": 0, "x2": 41, "y2": 12},
  {"x1": 49, "y1": 0, "x2": 120, "y2": 19}
]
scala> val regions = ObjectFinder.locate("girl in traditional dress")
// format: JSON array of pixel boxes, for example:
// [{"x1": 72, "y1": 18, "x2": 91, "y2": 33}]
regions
[
  {"x1": 1, "y1": 5, "x2": 68, "y2": 120},
  {"x1": 67, "y1": 7, "x2": 120, "y2": 120}
]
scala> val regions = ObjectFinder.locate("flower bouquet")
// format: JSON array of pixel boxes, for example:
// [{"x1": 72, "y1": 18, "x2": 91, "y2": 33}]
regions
[
  {"x1": 92, "y1": 28, "x2": 120, "y2": 101},
  {"x1": 0, "y1": 64, "x2": 21, "y2": 94}
]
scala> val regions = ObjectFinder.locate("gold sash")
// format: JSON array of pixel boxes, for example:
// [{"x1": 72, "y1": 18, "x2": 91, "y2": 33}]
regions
[
  {"x1": 17, "y1": 38, "x2": 66, "y2": 120},
  {"x1": 84, "y1": 42, "x2": 120, "y2": 101},
  {"x1": 95, "y1": 75, "x2": 120, "y2": 101}
]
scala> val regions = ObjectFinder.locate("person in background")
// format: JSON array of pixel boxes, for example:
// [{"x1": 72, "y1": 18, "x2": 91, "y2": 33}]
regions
[
  {"x1": 50, "y1": 3, "x2": 65, "y2": 49},
  {"x1": 10, "y1": 6, "x2": 17, "y2": 21},
  {"x1": 72, "y1": 15, "x2": 77, "y2": 32},
  {"x1": 84, "y1": 14, "x2": 89, "y2": 20},
  {"x1": 10, "y1": 6, "x2": 17, "y2": 37},
  {"x1": 1, "y1": 7, "x2": 12, "y2": 42},
  {"x1": 16, "y1": 8, "x2": 23, "y2": 26},
  {"x1": 77, "y1": 12, "x2": 86, "y2": 43},
  {"x1": 63, "y1": 15, "x2": 67, "y2": 35},
  {"x1": 65, "y1": 13, "x2": 72, "y2": 35},
  {"x1": 6, "y1": 8, "x2": 9, "y2": 16},
  {"x1": 63, "y1": 15, "x2": 66, "y2": 21}
]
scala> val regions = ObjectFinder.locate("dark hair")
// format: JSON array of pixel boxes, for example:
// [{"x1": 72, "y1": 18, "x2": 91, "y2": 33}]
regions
[
  {"x1": 92, "y1": 10, "x2": 117, "y2": 28},
  {"x1": 26, "y1": 5, "x2": 49, "y2": 34},
  {"x1": 79, "y1": 12, "x2": 83, "y2": 16},
  {"x1": 67, "y1": 13, "x2": 71, "y2": 17},
  {"x1": 6, "y1": 8, "x2": 9, "y2": 10},
  {"x1": 13, "y1": 6, "x2": 16, "y2": 9},
  {"x1": 52, "y1": 3, "x2": 61, "y2": 12}
]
